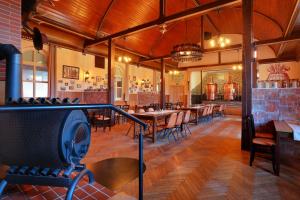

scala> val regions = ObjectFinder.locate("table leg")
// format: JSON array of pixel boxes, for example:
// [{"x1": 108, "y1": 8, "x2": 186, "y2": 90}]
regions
[
  {"x1": 196, "y1": 110, "x2": 199, "y2": 125},
  {"x1": 153, "y1": 118, "x2": 157, "y2": 143}
]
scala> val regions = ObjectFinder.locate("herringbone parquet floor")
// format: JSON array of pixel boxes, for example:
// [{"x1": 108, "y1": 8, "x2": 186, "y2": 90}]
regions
[{"x1": 84, "y1": 116, "x2": 300, "y2": 200}]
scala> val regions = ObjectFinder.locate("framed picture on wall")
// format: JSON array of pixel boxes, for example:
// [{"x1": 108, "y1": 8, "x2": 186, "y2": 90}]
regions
[
  {"x1": 63, "y1": 65, "x2": 80, "y2": 80},
  {"x1": 96, "y1": 76, "x2": 101, "y2": 82}
]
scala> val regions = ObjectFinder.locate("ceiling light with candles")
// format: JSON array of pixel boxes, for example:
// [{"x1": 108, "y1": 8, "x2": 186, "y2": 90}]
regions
[
  {"x1": 232, "y1": 49, "x2": 242, "y2": 70},
  {"x1": 209, "y1": 35, "x2": 231, "y2": 48},
  {"x1": 118, "y1": 56, "x2": 132, "y2": 63}
]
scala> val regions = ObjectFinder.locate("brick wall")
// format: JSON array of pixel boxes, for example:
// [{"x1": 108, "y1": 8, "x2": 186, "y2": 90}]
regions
[
  {"x1": 0, "y1": 0, "x2": 21, "y2": 104},
  {"x1": 252, "y1": 88, "x2": 300, "y2": 129}
]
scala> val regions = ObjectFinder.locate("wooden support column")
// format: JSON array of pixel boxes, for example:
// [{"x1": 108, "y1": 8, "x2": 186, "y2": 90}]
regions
[
  {"x1": 108, "y1": 38, "x2": 115, "y2": 104},
  {"x1": 48, "y1": 43, "x2": 57, "y2": 98},
  {"x1": 124, "y1": 63, "x2": 129, "y2": 102},
  {"x1": 160, "y1": 58, "x2": 166, "y2": 109},
  {"x1": 241, "y1": 0, "x2": 253, "y2": 150},
  {"x1": 200, "y1": 70, "x2": 203, "y2": 103}
]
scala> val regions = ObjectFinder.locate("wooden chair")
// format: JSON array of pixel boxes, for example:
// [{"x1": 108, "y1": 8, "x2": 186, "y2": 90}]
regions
[
  {"x1": 126, "y1": 109, "x2": 137, "y2": 137},
  {"x1": 249, "y1": 114, "x2": 274, "y2": 139},
  {"x1": 175, "y1": 112, "x2": 185, "y2": 138},
  {"x1": 182, "y1": 110, "x2": 192, "y2": 135},
  {"x1": 157, "y1": 113, "x2": 178, "y2": 142},
  {"x1": 248, "y1": 114, "x2": 279, "y2": 175},
  {"x1": 94, "y1": 109, "x2": 114, "y2": 132}
]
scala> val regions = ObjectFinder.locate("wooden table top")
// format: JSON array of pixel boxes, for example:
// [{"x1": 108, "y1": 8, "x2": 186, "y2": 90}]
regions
[
  {"x1": 273, "y1": 120, "x2": 294, "y2": 139},
  {"x1": 181, "y1": 106, "x2": 205, "y2": 110},
  {"x1": 132, "y1": 110, "x2": 179, "y2": 118},
  {"x1": 274, "y1": 120, "x2": 293, "y2": 133}
]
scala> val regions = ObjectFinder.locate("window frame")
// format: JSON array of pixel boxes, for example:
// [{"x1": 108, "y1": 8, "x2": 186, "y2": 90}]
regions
[{"x1": 22, "y1": 48, "x2": 49, "y2": 98}]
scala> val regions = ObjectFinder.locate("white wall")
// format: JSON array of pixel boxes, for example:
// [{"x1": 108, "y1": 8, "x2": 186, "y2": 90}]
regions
[{"x1": 56, "y1": 47, "x2": 107, "y2": 92}]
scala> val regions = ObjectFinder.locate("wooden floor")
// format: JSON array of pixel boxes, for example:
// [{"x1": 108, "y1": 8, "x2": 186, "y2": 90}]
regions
[{"x1": 84, "y1": 116, "x2": 300, "y2": 200}]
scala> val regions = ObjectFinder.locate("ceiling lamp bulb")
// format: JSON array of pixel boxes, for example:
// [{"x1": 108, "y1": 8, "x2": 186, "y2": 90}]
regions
[
  {"x1": 219, "y1": 37, "x2": 224, "y2": 42},
  {"x1": 179, "y1": 51, "x2": 184, "y2": 55},
  {"x1": 186, "y1": 51, "x2": 191, "y2": 55},
  {"x1": 169, "y1": 71, "x2": 173, "y2": 75},
  {"x1": 220, "y1": 42, "x2": 225, "y2": 48},
  {"x1": 209, "y1": 40, "x2": 215, "y2": 47},
  {"x1": 118, "y1": 57, "x2": 122, "y2": 62},
  {"x1": 225, "y1": 38, "x2": 230, "y2": 44},
  {"x1": 232, "y1": 65, "x2": 237, "y2": 70},
  {"x1": 238, "y1": 65, "x2": 242, "y2": 70}
]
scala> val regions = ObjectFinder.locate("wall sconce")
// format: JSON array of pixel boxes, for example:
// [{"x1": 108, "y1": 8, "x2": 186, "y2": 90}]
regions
[{"x1": 84, "y1": 71, "x2": 90, "y2": 82}]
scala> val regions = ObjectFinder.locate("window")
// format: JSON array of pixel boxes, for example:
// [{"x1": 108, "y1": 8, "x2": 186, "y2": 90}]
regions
[
  {"x1": 114, "y1": 77, "x2": 123, "y2": 100},
  {"x1": 22, "y1": 50, "x2": 48, "y2": 97}
]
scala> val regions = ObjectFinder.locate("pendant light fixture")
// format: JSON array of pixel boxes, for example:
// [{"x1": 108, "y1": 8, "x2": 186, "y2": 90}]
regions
[{"x1": 171, "y1": 0, "x2": 202, "y2": 62}]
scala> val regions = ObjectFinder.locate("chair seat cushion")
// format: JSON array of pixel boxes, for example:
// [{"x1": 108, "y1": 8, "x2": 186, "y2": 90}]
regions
[
  {"x1": 256, "y1": 132, "x2": 274, "y2": 139},
  {"x1": 253, "y1": 138, "x2": 275, "y2": 146}
]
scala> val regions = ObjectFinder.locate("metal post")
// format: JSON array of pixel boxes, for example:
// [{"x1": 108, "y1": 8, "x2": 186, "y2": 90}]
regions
[{"x1": 139, "y1": 125, "x2": 144, "y2": 200}]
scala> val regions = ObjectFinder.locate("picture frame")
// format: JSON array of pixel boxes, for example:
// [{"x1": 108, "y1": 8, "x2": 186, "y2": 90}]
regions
[
  {"x1": 96, "y1": 76, "x2": 101, "y2": 82},
  {"x1": 62, "y1": 65, "x2": 80, "y2": 80}
]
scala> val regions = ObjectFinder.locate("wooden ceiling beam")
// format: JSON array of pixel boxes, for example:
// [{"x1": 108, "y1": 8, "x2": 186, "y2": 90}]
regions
[
  {"x1": 84, "y1": 0, "x2": 241, "y2": 47},
  {"x1": 140, "y1": 43, "x2": 242, "y2": 62},
  {"x1": 205, "y1": 15, "x2": 220, "y2": 33},
  {"x1": 257, "y1": 57, "x2": 298, "y2": 64},
  {"x1": 254, "y1": 35, "x2": 300, "y2": 46},
  {"x1": 181, "y1": 61, "x2": 242, "y2": 69},
  {"x1": 95, "y1": 0, "x2": 116, "y2": 38},
  {"x1": 31, "y1": 16, "x2": 96, "y2": 39},
  {"x1": 276, "y1": 0, "x2": 300, "y2": 57}
]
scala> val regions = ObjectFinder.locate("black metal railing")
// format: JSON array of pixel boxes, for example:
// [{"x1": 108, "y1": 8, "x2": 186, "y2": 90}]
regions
[{"x1": 0, "y1": 104, "x2": 147, "y2": 200}]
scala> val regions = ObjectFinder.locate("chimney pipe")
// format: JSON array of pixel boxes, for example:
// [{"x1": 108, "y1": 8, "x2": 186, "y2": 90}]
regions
[{"x1": 0, "y1": 44, "x2": 22, "y2": 103}]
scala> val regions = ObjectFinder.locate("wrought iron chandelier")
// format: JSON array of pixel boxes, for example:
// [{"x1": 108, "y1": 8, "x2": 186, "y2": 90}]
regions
[
  {"x1": 171, "y1": 43, "x2": 202, "y2": 62},
  {"x1": 170, "y1": 0, "x2": 202, "y2": 63}
]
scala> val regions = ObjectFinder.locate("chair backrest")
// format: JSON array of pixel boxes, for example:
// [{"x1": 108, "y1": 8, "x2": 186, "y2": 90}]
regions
[
  {"x1": 166, "y1": 113, "x2": 177, "y2": 128},
  {"x1": 128, "y1": 109, "x2": 135, "y2": 114},
  {"x1": 175, "y1": 112, "x2": 184, "y2": 126},
  {"x1": 249, "y1": 114, "x2": 256, "y2": 138},
  {"x1": 203, "y1": 106, "x2": 209, "y2": 116},
  {"x1": 122, "y1": 105, "x2": 130, "y2": 111},
  {"x1": 138, "y1": 109, "x2": 145, "y2": 113},
  {"x1": 183, "y1": 110, "x2": 191, "y2": 123},
  {"x1": 176, "y1": 105, "x2": 181, "y2": 110},
  {"x1": 148, "y1": 107, "x2": 154, "y2": 112},
  {"x1": 219, "y1": 104, "x2": 223, "y2": 112},
  {"x1": 209, "y1": 105, "x2": 213, "y2": 115}
]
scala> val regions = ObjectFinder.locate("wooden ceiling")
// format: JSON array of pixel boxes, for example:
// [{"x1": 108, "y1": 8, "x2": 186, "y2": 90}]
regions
[{"x1": 31, "y1": 0, "x2": 300, "y2": 63}]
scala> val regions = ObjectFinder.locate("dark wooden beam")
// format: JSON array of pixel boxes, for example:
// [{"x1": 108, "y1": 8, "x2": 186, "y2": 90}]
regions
[
  {"x1": 241, "y1": 0, "x2": 253, "y2": 150},
  {"x1": 140, "y1": 44, "x2": 242, "y2": 62},
  {"x1": 257, "y1": 57, "x2": 298, "y2": 64},
  {"x1": 205, "y1": 15, "x2": 220, "y2": 33},
  {"x1": 201, "y1": 16, "x2": 204, "y2": 50},
  {"x1": 31, "y1": 16, "x2": 95, "y2": 39},
  {"x1": 85, "y1": 0, "x2": 241, "y2": 47},
  {"x1": 160, "y1": 58, "x2": 166, "y2": 109},
  {"x1": 181, "y1": 61, "x2": 242, "y2": 69},
  {"x1": 254, "y1": 35, "x2": 300, "y2": 46},
  {"x1": 203, "y1": 44, "x2": 242, "y2": 53},
  {"x1": 160, "y1": 0, "x2": 166, "y2": 19},
  {"x1": 96, "y1": 0, "x2": 116, "y2": 37},
  {"x1": 277, "y1": 0, "x2": 300, "y2": 57},
  {"x1": 108, "y1": 38, "x2": 115, "y2": 104}
]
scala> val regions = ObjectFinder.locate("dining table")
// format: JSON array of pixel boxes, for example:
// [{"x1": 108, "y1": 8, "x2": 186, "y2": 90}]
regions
[
  {"x1": 273, "y1": 120, "x2": 299, "y2": 175},
  {"x1": 132, "y1": 110, "x2": 179, "y2": 143},
  {"x1": 181, "y1": 106, "x2": 205, "y2": 125}
]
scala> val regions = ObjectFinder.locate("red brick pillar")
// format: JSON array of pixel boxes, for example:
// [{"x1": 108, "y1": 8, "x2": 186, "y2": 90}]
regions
[{"x1": 0, "y1": 0, "x2": 22, "y2": 104}]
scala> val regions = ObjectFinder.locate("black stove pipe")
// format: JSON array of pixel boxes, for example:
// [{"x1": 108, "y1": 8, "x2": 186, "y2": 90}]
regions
[{"x1": 0, "y1": 44, "x2": 22, "y2": 103}]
